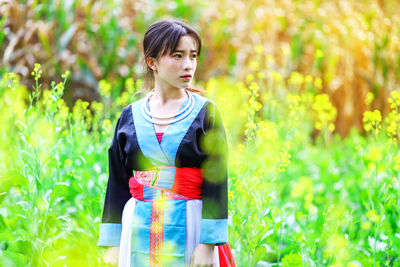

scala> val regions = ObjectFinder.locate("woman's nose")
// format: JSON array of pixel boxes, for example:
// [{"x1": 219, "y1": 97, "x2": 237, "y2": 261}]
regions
[{"x1": 182, "y1": 56, "x2": 193, "y2": 70}]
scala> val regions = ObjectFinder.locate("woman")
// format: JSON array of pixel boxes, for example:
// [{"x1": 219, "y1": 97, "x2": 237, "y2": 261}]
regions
[{"x1": 98, "y1": 18, "x2": 235, "y2": 267}]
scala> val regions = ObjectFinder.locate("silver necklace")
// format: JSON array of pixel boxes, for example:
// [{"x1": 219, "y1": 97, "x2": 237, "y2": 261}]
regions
[
  {"x1": 141, "y1": 89, "x2": 195, "y2": 125},
  {"x1": 143, "y1": 89, "x2": 192, "y2": 119}
]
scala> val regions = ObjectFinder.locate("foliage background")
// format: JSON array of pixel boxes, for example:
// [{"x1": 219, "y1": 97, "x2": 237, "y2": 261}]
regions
[{"x1": 1, "y1": 0, "x2": 400, "y2": 266}]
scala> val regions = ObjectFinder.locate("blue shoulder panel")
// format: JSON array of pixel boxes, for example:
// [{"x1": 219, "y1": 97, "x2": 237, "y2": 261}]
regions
[
  {"x1": 131, "y1": 93, "x2": 207, "y2": 167},
  {"x1": 131, "y1": 98, "x2": 170, "y2": 165},
  {"x1": 161, "y1": 93, "x2": 207, "y2": 165}
]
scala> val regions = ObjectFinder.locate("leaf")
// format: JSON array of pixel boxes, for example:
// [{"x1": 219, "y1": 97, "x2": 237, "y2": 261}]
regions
[
  {"x1": 260, "y1": 229, "x2": 274, "y2": 244},
  {"x1": 282, "y1": 253, "x2": 302, "y2": 267},
  {"x1": 50, "y1": 182, "x2": 70, "y2": 201},
  {"x1": 0, "y1": 214, "x2": 6, "y2": 229},
  {"x1": 1, "y1": 250, "x2": 26, "y2": 266},
  {"x1": 0, "y1": 192, "x2": 7, "y2": 206},
  {"x1": 253, "y1": 245, "x2": 266, "y2": 265}
]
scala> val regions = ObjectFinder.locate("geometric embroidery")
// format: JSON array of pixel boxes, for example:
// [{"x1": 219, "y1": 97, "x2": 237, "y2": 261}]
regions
[
  {"x1": 135, "y1": 168, "x2": 160, "y2": 186},
  {"x1": 150, "y1": 198, "x2": 165, "y2": 267}
]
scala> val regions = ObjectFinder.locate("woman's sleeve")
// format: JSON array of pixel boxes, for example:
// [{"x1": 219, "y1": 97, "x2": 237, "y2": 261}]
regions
[
  {"x1": 98, "y1": 115, "x2": 133, "y2": 247},
  {"x1": 200, "y1": 101, "x2": 228, "y2": 246}
]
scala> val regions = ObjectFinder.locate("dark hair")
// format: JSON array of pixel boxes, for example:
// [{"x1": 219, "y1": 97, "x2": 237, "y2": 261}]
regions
[{"x1": 142, "y1": 18, "x2": 202, "y2": 91}]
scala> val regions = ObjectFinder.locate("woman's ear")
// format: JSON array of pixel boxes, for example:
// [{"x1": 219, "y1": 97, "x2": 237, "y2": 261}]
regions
[{"x1": 146, "y1": 57, "x2": 157, "y2": 71}]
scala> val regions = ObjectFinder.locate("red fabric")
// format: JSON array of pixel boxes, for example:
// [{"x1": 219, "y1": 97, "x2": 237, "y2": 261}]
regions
[
  {"x1": 218, "y1": 243, "x2": 236, "y2": 267},
  {"x1": 172, "y1": 167, "x2": 203, "y2": 199},
  {"x1": 155, "y1": 132, "x2": 164, "y2": 144},
  {"x1": 128, "y1": 176, "x2": 144, "y2": 200}
]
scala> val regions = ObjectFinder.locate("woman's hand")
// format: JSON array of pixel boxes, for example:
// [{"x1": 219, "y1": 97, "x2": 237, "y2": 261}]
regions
[
  {"x1": 190, "y1": 243, "x2": 215, "y2": 267},
  {"x1": 103, "y1": 246, "x2": 119, "y2": 266}
]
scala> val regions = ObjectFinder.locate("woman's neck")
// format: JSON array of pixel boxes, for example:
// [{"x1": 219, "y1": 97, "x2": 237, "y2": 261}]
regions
[{"x1": 152, "y1": 84, "x2": 186, "y2": 104}]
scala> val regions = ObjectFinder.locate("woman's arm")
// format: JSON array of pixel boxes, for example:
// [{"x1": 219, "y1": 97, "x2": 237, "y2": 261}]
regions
[
  {"x1": 98, "y1": 111, "x2": 133, "y2": 248},
  {"x1": 199, "y1": 101, "x2": 229, "y2": 246},
  {"x1": 191, "y1": 101, "x2": 228, "y2": 266}
]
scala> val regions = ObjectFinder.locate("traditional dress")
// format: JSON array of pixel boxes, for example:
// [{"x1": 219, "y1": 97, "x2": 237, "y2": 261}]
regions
[{"x1": 98, "y1": 90, "x2": 235, "y2": 266}]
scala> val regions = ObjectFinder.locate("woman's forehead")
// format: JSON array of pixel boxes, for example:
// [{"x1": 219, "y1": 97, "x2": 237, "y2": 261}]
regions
[{"x1": 175, "y1": 35, "x2": 198, "y2": 51}]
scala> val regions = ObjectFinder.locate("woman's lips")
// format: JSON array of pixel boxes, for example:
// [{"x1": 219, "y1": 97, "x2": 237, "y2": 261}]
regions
[{"x1": 181, "y1": 75, "x2": 192, "y2": 81}]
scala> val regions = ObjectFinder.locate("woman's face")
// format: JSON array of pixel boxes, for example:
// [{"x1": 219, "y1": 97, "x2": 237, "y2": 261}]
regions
[{"x1": 152, "y1": 35, "x2": 198, "y2": 90}]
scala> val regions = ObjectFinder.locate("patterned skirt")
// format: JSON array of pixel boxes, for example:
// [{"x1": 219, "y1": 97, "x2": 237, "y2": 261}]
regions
[{"x1": 118, "y1": 198, "x2": 220, "y2": 267}]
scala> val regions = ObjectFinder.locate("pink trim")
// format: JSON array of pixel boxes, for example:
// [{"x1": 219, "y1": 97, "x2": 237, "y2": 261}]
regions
[{"x1": 155, "y1": 132, "x2": 164, "y2": 144}]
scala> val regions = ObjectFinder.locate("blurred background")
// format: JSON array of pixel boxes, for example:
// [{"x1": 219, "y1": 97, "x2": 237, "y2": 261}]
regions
[{"x1": 1, "y1": 0, "x2": 399, "y2": 266}]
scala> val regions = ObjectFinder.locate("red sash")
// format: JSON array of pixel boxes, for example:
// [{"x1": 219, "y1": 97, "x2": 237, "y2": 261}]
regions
[{"x1": 129, "y1": 166, "x2": 203, "y2": 200}]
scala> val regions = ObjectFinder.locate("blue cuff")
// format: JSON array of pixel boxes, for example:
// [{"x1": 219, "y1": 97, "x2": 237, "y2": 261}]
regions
[
  {"x1": 199, "y1": 219, "x2": 228, "y2": 245},
  {"x1": 98, "y1": 223, "x2": 122, "y2": 247}
]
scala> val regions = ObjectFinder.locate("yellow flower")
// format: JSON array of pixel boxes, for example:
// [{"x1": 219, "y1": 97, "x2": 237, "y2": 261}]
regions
[
  {"x1": 328, "y1": 122, "x2": 335, "y2": 132},
  {"x1": 41, "y1": 90, "x2": 53, "y2": 110},
  {"x1": 312, "y1": 94, "x2": 337, "y2": 132},
  {"x1": 102, "y1": 119, "x2": 112, "y2": 135},
  {"x1": 384, "y1": 109, "x2": 399, "y2": 138},
  {"x1": 288, "y1": 72, "x2": 304, "y2": 86},
  {"x1": 363, "y1": 110, "x2": 381, "y2": 133},
  {"x1": 116, "y1": 91, "x2": 131, "y2": 107},
  {"x1": 55, "y1": 99, "x2": 70, "y2": 128},
  {"x1": 91, "y1": 101, "x2": 104, "y2": 116},
  {"x1": 51, "y1": 81, "x2": 64, "y2": 100},
  {"x1": 7, "y1": 72, "x2": 19, "y2": 88},
  {"x1": 287, "y1": 93, "x2": 302, "y2": 115},
  {"x1": 314, "y1": 77, "x2": 323, "y2": 90},
  {"x1": 31, "y1": 63, "x2": 42, "y2": 82},
  {"x1": 388, "y1": 91, "x2": 400, "y2": 109},
  {"x1": 364, "y1": 146, "x2": 383, "y2": 162},
  {"x1": 99, "y1": 79, "x2": 112, "y2": 98},
  {"x1": 61, "y1": 70, "x2": 70, "y2": 79},
  {"x1": 72, "y1": 99, "x2": 90, "y2": 123}
]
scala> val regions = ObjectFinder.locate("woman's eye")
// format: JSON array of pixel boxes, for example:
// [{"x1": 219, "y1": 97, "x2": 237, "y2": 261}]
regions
[
  {"x1": 174, "y1": 54, "x2": 182, "y2": 58},
  {"x1": 191, "y1": 54, "x2": 197, "y2": 59}
]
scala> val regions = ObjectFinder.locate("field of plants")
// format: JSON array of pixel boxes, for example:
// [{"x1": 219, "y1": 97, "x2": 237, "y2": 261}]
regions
[{"x1": 1, "y1": 0, "x2": 400, "y2": 266}]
